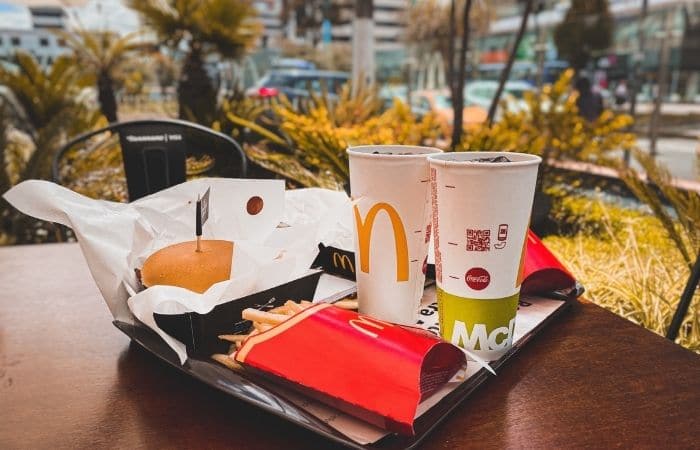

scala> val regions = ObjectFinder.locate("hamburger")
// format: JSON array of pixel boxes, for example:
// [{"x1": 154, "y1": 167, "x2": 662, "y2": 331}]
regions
[{"x1": 141, "y1": 240, "x2": 234, "y2": 293}]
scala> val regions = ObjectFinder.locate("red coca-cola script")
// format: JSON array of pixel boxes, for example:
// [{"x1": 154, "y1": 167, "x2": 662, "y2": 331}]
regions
[{"x1": 465, "y1": 267, "x2": 490, "y2": 290}]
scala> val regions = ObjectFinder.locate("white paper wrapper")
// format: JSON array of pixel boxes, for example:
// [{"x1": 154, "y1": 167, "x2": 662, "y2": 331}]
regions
[{"x1": 4, "y1": 179, "x2": 352, "y2": 363}]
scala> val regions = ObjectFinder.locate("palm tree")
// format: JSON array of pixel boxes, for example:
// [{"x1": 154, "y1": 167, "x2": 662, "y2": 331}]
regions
[
  {"x1": 127, "y1": 0, "x2": 260, "y2": 124},
  {"x1": 62, "y1": 30, "x2": 146, "y2": 123},
  {"x1": 0, "y1": 51, "x2": 99, "y2": 181}
]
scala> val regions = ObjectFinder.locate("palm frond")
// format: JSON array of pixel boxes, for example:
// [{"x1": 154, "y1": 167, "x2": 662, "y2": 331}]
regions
[{"x1": 619, "y1": 148, "x2": 699, "y2": 269}]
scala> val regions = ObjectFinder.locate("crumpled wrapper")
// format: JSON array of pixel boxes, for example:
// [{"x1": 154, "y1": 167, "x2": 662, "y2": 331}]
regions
[{"x1": 4, "y1": 178, "x2": 353, "y2": 363}]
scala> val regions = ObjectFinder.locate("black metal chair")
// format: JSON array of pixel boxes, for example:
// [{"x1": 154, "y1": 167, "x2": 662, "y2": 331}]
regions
[
  {"x1": 53, "y1": 119, "x2": 247, "y2": 201},
  {"x1": 666, "y1": 252, "x2": 700, "y2": 341}
]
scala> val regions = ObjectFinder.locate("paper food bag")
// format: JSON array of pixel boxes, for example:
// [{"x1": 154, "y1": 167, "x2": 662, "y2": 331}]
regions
[{"x1": 4, "y1": 179, "x2": 352, "y2": 362}]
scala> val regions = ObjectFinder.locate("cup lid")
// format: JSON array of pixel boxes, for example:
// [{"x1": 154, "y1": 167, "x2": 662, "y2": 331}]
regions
[
  {"x1": 427, "y1": 151, "x2": 541, "y2": 167},
  {"x1": 347, "y1": 145, "x2": 443, "y2": 160}
]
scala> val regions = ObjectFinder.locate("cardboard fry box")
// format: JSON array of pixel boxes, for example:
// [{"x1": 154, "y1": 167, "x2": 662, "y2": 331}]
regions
[
  {"x1": 234, "y1": 303, "x2": 466, "y2": 435},
  {"x1": 153, "y1": 271, "x2": 323, "y2": 358}
]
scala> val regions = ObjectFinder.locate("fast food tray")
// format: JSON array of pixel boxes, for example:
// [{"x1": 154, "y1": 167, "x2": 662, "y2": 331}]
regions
[{"x1": 112, "y1": 271, "x2": 577, "y2": 449}]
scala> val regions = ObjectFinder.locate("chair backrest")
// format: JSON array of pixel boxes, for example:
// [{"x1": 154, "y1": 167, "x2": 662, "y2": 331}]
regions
[{"x1": 53, "y1": 119, "x2": 247, "y2": 201}]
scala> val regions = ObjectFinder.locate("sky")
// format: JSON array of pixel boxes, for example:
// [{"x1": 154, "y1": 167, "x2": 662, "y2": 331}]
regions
[{"x1": 0, "y1": 0, "x2": 140, "y2": 33}]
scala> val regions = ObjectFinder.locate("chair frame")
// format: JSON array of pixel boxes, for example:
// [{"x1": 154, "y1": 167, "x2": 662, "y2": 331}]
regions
[
  {"x1": 52, "y1": 118, "x2": 247, "y2": 186},
  {"x1": 666, "y1": 252, "x2": 700, "y2": 341}
]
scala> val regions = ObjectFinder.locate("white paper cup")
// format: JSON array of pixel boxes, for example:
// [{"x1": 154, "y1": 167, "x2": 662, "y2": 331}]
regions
[
  {"x1": 428, "y1": 151, "x2": 541, "y2": 360},
  {"x1": 347, "y1": 145, "x2": 442, "y2": 324}
]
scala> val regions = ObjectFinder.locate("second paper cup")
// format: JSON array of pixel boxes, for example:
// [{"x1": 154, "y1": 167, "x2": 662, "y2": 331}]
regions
[
  {"x1": 428, "y1": 151, "x2": 541, "y2": 360},
  {"x1": 347, "y1": 145, "x2": 442, "y2": 325}
]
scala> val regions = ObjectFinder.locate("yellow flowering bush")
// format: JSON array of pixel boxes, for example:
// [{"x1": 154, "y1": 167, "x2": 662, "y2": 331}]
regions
[{"x1": 235, "y1": 84, "x2": 441, "y2": 189}]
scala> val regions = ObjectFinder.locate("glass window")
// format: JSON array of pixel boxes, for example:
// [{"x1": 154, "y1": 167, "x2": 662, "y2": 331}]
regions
[
  {"x1": 39, "y1": 38, "x2": 49, "y2": 47},
  {"x1": 10, "y1": 37, "x2": 20, "y2": 46}
]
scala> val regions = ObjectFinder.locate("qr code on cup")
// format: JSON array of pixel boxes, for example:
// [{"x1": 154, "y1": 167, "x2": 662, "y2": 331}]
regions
[{"x1": 466, "y1": 229, "x2": 490, "y2": 251}]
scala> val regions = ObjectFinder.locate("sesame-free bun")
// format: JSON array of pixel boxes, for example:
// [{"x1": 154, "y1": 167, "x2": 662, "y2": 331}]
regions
[{"x1": 141, "y1": 240, "x2": 234, "y2": 293}]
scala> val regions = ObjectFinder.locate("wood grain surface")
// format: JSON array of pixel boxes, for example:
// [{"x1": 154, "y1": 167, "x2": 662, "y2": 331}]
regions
[{"x1": 1, "y1": 243, "x2": 699, "y2": 449}]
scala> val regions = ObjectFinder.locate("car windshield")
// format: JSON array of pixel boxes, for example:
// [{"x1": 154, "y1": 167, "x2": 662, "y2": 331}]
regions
[
  {"x1": 505, "y1": 88, "x2": 527, "y2": 99},
  {"x1": 259, "y1": 73, "x2": 296, "y2": 88}
]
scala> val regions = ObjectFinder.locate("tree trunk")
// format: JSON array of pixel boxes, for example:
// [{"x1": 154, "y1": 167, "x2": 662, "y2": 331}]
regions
[
  {"x1": 624, "y1": 0, "x2": 648, "y2": 165},
  {"x1": 97, "y1": 71, "x2": 118, "y2": 123},
  {"x1": 178, "y1": 43, "x2": 216, "y2": 124},
  {"x1": 450, "y1": 0, "x2": 472, "y2": 151},
  {"x1": 352, "y1": 0, "x2": 375, "y2": 93},
  {"x1": 446, "y1": 0, "x2": 456, "y2": 92},
  {"x1": 487, "y1": 0, "x2": 534, "y2": 126},
  {"x1": 649, "y1": 10, "x2": 673, "y2": 158}
]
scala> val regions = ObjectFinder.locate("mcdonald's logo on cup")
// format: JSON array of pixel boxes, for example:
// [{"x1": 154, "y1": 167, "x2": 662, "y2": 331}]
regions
[
  {"x1": 353, "y1": 202, "x2": 409, "y2": 282},
  {"x1": 332, "y1": 251, "x2": 355, "y2": 274}
]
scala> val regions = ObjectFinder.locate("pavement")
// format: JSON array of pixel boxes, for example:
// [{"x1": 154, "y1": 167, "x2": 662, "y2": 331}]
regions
[
  {"x1": 632, "y1": 102, "x2": 700, "y2": 116},
  {"x1": 634, "y1": 136, "x2": 698, "y2": 182}
]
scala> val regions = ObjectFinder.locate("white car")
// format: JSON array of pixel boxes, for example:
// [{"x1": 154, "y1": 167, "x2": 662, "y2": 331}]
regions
[{"x1": 464, "y1": 80, "x2": 534, "y2": 116}]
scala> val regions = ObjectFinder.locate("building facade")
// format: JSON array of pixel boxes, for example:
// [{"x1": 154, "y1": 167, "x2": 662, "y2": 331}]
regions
[
  {"x1": 254, "y1": 0, "x2": 284, "y2": 49},
  {"x1": 476, "y1": 0, "x2": 700, "y2": 100},
  {"x1": 0, "y1": 5, "x2": 70, "y2": 68}
]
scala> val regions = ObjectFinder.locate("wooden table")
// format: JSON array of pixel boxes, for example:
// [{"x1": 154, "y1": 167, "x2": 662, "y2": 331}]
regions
[{"x1": 1, "y1": 243, "x2": 699, "y2": 449}]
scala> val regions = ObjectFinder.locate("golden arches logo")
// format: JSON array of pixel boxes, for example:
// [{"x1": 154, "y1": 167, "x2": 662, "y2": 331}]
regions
[
  {"x1": 353, "y1": 202, "x2": 409, "y2": 282},
  {"x1": 332, "y1": 252, "x2": 355, "y2": 273}
]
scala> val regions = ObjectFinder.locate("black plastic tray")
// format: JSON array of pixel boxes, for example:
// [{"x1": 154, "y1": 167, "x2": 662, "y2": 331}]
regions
[{"x1": 114, "y1": 272, "x2": 575, "y2": 449}]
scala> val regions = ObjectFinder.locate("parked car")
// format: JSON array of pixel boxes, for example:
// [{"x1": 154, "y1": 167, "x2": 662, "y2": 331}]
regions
[
  {"x1": 246, "y1": 69, "x2": 350, "y2": 104},
  {"x1": 464, "y1": 80, "x2": 534, "y2": 117},
  {"x1": 411, "y1": 89, "x2": 487, "y2": 137},
  {"x1": 378, "y1": 84, "x2": 408, "y2": 110},
  {"x1": 270, "y1": 58, "x2": 316, "y2": 71},
  {"x1": 476, "y1": 60, "x2": 569, "y2": 85}
]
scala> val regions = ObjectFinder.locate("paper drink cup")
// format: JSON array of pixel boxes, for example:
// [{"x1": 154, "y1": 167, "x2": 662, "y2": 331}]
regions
[
  {"x1": 428, "y1": 151, "x2": 541, "y2": 360},
  {"x1": 347, "y1": 145, "x2": 442, "y2": 325}
]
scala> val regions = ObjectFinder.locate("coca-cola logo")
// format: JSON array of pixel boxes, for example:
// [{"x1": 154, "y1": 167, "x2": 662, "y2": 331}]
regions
[{"x1": 465, "y1": 267, "x2": 490, "y2": 290}]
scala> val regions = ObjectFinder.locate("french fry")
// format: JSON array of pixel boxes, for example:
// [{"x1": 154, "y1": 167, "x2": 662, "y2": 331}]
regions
[
  {"x1": 270, "y1": 305, "x2": 290, "y2": 315},
  {"x1": 285, "y1": 300, "x2": 304, "y2": 314},
  {"x1": 213, "y1": 300, "x2": 320, "y2": 371},
  {"x1": 334, "y1": 299, "x2": 359, "y2": 310},
  {"x1": 212, "y1": 353, "x2": 243, "y2": 371},
  {"x1": 219, "y1": 334, "x2": 249, "y2": 343},
  {"x1": 253, "y1": 322, "x2": 273, "y2": 332},
  {"x1": 242, "y1": 308, "x2": 289, "y2": 325}
]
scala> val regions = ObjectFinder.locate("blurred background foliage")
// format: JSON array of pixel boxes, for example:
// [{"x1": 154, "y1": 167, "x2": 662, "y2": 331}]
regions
[{"x1": 228, "y1": 82, "x2": 441, "y2": 189}]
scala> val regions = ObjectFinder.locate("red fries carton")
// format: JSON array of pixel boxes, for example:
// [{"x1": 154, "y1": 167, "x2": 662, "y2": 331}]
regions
[{"x1": 234, "y1": 304, "x2": 465, "y2": 435}]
